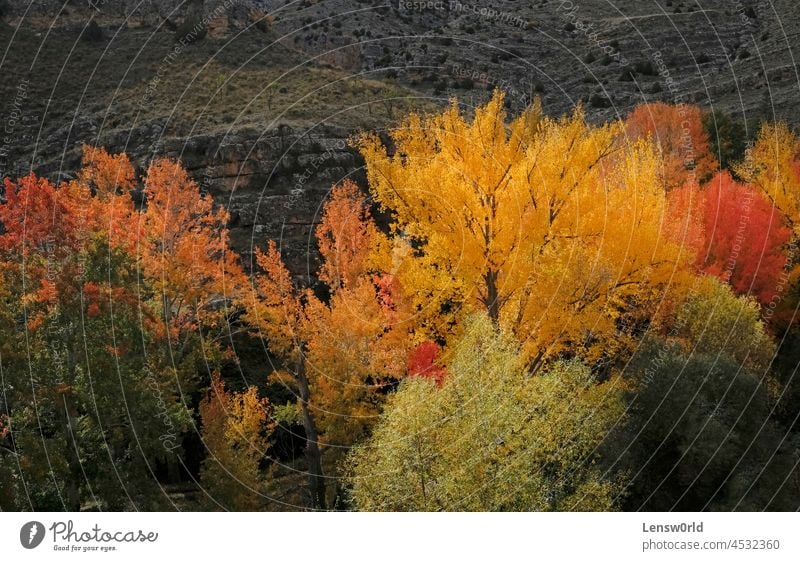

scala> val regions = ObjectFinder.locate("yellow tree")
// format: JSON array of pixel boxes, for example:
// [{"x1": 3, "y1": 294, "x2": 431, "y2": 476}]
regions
[
  {"x1": 199, "y1": 372, "x2": 275, "y2": 511},
  {"x1": 735, "y1": 122, "x2": 800, "y2": 236},
  {"x1": 358, "y1": 92, "x2": 690, "y2": 366},
  {"x1": 243, "y1": 181, "x2": 409, "y2": 509}
]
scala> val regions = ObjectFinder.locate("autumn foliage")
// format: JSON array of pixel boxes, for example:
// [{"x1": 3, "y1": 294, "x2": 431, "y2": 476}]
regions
[
  {"x1": 736, "y1": 123, "x2": 800, "y2": 230},
  {"x1": 359, "y1": 92, "x2": 691, "y2": 364},
  {"x1": 0, "y1": 146, "x2": 255, "y2": 510},
  {"x1": 199, "y1": 372, "x2": 274, "y2": 511},
  {"x1": 243, "y1": 180, "x2": 411, "y2": 507},
  {"x1": 700, "y1": 172, "x2": 790, "y2": 304},
  {"x1": 407, "y1": 341, "x2": 446, "y2": 386},
  {"x1": 625, "y1": 101, "x2": 718, "y2": 189},
  {"x1": 2, "y1": 98, "x2": 800, "y2": 512},
  {"x1": 665, "y1": 173, "x2": 791, "y2": 305}
]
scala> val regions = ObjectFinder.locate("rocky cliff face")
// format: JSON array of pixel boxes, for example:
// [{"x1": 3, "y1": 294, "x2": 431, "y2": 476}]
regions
[
  {"x1": 173, "y1": 124, "x2": 363, "y2": 274},
  {"x1": 1, "y1": 0, "x2": 797, "y2": 270}
]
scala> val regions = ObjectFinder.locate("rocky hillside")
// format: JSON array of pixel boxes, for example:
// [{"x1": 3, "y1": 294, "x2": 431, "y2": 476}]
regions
[
  {"x1": 0, "y1": 0, "x2": 797, "y2": 267},
  {"x1": 266, "y1": 0, "x2": 798, "y2": 126}
]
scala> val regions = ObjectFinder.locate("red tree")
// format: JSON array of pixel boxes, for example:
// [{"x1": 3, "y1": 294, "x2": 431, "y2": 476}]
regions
[
  {"x1": 700, "y1": 172, "x2": 790, "y2": 305},
  {"x1": 625, "y1": 102, "x2": 718, "y2": 190},
  {"x1": 407, "y1": 341, "x2": 446, "y2": 386}
]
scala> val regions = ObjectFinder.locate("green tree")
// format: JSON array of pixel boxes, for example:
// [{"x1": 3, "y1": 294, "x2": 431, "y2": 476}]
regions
[
  {"x1": 675, "y1": 276, "x2": 775, "y2": 371},
  {"x1": 607, "y1": 340, "x2": 799, "y2": 511},
  {"x1": 0, "y1": 152, "x2": 214, "y2": 510},
  {"x1": 0, "y1": 236, "x2": 192, "y2": 510},
  {"x1": 702, "y1": 109, "x2": 747, "y2": 173},
  {"x1": 345, "y1": 314, "x2": 624, "y2": 511}
]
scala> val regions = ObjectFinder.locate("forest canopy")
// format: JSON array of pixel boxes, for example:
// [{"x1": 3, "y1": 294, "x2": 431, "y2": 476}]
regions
[{"x1": 1, "y1": 94, "x2": 800, "y2": 511}]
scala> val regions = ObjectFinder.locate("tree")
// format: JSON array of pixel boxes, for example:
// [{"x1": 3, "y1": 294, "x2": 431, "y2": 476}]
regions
[
  {"x1": 625, "y1": 102, "x2": 718, "y2": 189},
  {"x1": 0, "y1": 148, "x2": 254, "y2": 511},
  {"x1": 74, "y1": 145, "x2": 138, "y2": 252},
  {"x1": 665, "y1": 172, "x2": 791, "y2": 306},
  {"x1": 607, "y1": 339, "x2": 799, "y2": 511},
  {"x1": 199, "y1": 372, "x2": 274, "y2": 511},
  {"x1": 345, "y1": 314, "x2": 625, "y2": 511},
  {"x1": 702, "y1": 109, "x2": 747, "y2": 173},
  {"x1": 359, "y1": 92, "x2": 690, "y2": 365},
  {"x1": 0, "y1": 159, "x2": 192, "y2": 510},
  {"x1": 302, "y1": 278, "x2": 408, "y2": 450},
  {"x1": 736, "y1": 123, "x2": 800, "y2": 432},
  {"x1": 699, "y1": 172, "x2": 790, "y2": 305},
  {"x1": 735, "y1": 122, "x2": 800, "y2": 238},
  {"x1": 140, "y1": 157, "x2": 245, "y2": 332},
  {"x1": 674, "y1": 276, "x2": 775, "y2": 372},
  {"x1": 243, "y1": 181, "x2": 409, "y2": 509},
  {"x1": 139, "y1": 157, "x2": 247, "y2": 392}
]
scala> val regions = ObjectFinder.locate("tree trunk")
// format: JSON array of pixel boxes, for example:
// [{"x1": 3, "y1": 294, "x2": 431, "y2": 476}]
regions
[
  {"x1": 61, "y1": 394, "x2": 82, "y2": 511},
  {"x1": 527, "y1": 349, "x2": 545, "y2": 378},
  {"x1": 296, "y1": 358, "x2": 326, "y2": 510},
  {"x1": 63, "y1": 339, "x2": 81, "y2": 511},
  {"x1": 483, "y1": 269, "x2": 501, "y2": 324}
]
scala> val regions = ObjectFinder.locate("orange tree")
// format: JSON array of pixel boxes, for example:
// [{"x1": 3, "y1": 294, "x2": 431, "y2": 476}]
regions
[
  {"x1": 0, "y1": 147, "x2": 248, "y2": 510},
  {"x1": 138, "y1": 157, "x2": 248, "y2": 390},
  {"x1": 0, "y1": 149, "x2": 193, "y2": 510},
  {"x1": 243, "y1": 181, "x2": 409, "y2": 509},
  {"x1": 358, "y1": 93, "x2": 692, "y2": 368},
  {"x1": 625, "y1": 102, "x2": 718, "y2": 189}
]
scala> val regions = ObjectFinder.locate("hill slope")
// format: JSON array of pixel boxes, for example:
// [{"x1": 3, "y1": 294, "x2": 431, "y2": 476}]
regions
[{"x1": 0, "y1": 0, "x2": 798, "y2": 265}]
